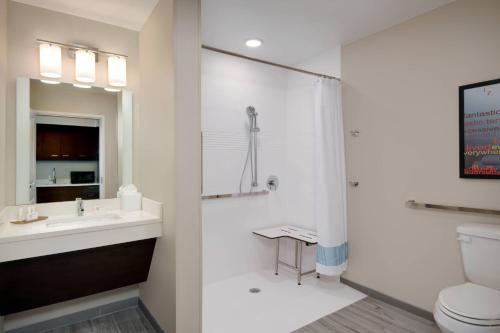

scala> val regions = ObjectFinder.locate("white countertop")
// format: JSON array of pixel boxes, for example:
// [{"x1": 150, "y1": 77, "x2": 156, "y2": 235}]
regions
[
  {"x1": 0, "y1": 210, "x2": 158, "y2": 244},
  {"x1": 0, "y1": 198, "x2": 162, "y2": 262}
]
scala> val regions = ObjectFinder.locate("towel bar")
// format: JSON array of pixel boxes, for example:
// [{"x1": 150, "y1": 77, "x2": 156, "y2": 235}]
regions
[
  {"x1": 202, "y1": 190, "x2": 269, "y2": 200},
  {"x1": 406, "y1": 200, "x2": 500, "y2": 216}
]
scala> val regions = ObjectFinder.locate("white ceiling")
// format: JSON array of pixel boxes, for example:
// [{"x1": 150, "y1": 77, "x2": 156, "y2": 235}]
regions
[
  {"x1": 202, "y1": 0, "x2": 454, "y2": 65},
  {"x1": 11, "y1": 0, "x2": 159, "y2": 31},
  {"x1": 12, "y1": 0, "x2": 453, "y2": 63}
]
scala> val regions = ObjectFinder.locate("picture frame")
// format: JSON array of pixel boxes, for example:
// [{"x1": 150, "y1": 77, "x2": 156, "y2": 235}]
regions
[{"x1": 459, "y1": 78, "x2": 500, "y2": 179}]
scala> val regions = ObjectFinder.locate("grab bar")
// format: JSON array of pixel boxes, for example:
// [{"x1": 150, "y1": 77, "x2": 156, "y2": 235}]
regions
[
  {"x1": 202, "y1": 190, "x2": 269, "y2": 200},
  {"x1": 406, "y1": 200, "x2": 500, "y2": 216}
]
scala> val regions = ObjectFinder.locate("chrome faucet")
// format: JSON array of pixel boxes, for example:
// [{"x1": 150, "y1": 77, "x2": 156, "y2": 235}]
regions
[
  {"x1": 50, "y1": 168, "x2": 56, "y2": 184},
  {"x1": 76, "y1": 198, "x2": 84, "y2": 216}
]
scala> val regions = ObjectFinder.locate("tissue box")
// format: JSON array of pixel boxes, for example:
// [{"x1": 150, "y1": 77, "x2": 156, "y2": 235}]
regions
[{"x1": 121, "y1": 192, "x2": 142, "y2": 212}]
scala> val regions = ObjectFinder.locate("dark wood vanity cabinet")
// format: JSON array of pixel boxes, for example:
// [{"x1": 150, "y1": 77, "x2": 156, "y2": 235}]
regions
[
  {"x1": 37, "y1": 185, "x2": 100, "y2": 203},
  {"x1": 36, "y1": 124, "x2": 99, "y2": 161},
  {"x1": 0, "y1": 239, "x2": 157, "y2": 315}
]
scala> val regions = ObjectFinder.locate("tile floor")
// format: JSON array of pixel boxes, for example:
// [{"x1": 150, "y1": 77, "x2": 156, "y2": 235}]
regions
[
  {"x1": 40, "y1": 307, "x2": 156, "y2": 333},
  {"x1": 294, "y1": 297, "x2": 440, "y2": 333},
  {"x1": 32, "y1": 271, "x2": 437, "y2": 333}
]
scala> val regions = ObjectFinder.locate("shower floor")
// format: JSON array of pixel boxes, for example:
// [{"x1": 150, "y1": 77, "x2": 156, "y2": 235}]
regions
[{"x1": 203, "y1": 269, "x2": 366, "y2": 333}]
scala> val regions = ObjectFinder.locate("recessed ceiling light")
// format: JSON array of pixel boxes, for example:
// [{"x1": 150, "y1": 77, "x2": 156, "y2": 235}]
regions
[
  {"x1": 40, "y1": 79, "x2": 60, "y2": 85},
  {"x1": 245, "y1": 38, "x2": 262, "y2": 48},
  {"x1": 73, "y1": 83, "x2": 91, "y2": 89},
  {"x1": 104, "y1": 87, "x2": 121, "y2": 92}
]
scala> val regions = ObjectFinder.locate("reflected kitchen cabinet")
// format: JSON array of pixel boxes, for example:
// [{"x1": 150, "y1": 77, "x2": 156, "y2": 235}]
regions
[
  {"x1": 75, "y1": 127, "x2": 99, "y2": 160},
  {"x1": 36, "y1": 125, "x2": 61, "y2": 160},
  {"x1": 36, "y1": 124, "x2": 99, "y2": 161}
]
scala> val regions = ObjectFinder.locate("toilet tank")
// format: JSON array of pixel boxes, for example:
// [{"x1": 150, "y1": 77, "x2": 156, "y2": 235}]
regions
[{"x1": 457, "y1": 223, "x2": 500, "y2": 290}]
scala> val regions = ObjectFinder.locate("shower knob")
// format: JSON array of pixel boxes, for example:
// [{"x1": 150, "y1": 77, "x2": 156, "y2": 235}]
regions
[{"x1": 266, "y1": 175, "x2": 279, "y2": 191}]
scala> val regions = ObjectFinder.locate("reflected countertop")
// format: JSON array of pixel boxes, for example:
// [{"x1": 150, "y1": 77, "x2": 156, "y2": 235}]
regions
[{"x1": 36, "y1": 179, "x2": 100, "y2": 188}]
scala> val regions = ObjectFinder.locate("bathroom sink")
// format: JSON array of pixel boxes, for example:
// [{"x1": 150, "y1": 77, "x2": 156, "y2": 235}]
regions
[{"x1": 46, "y1": 213, "x2": 121, "y2": 228}]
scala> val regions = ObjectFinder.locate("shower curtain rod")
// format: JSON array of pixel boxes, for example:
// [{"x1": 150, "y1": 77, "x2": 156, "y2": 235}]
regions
[{"x1": 202, "y1": 45, "x2": 341, "y2": 81}]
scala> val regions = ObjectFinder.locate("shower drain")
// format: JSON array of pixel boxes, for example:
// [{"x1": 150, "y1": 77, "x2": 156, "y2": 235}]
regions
[{"x1": 249, "y1": 288, "x2": 261, "y2": 294}]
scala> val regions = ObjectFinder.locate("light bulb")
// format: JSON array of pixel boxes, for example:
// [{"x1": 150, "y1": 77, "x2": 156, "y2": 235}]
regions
[{"x1": 245, "y1": 38, "x2": 262, "y2": 48}]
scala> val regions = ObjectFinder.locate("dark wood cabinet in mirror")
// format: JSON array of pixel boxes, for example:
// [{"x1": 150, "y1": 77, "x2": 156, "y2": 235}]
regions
[{"x1": 36, "y1": 124, "x2": 99, "y2": 161}]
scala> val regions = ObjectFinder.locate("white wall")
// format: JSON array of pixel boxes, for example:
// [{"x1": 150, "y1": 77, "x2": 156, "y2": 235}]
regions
[
  {"x1": 342, "y1": 0, "x2": 500, "y2": 312},
  {"x1": 173, "y1": 1, "x2": 203, "y2": 331},
  {"x1": 202, "y1": 46, "x2": 341, "y2": 284},
  {"x1": 136, "y1": 0, "x2": 177, "y2": 332},
  {"x1": 202, "y1": 49, "x2": 289, "y2": 284},
  {"x1": 297, "y1": 46, "x2": 341, "y2": 78},
  {"x1": 0, "y1": 0, "x2": 6, "y2": 328},
  {"x1": 0, "y1": 0, "x2": 7, "y2": 213}
]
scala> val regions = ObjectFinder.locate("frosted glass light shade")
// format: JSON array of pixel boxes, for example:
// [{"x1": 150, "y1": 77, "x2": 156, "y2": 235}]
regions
[
  {"x1": 39, "y1": 43, "x2": 62, "y2": 78},
  {"x1": 73, "y1": 83, "x2": 91, "y2": 89},
  {"x1": 108, "y1": 56, "x2": 127, "y2": 87},
  {"x1": 75, "y1": 50, "x2": 96, "y2": 83}
]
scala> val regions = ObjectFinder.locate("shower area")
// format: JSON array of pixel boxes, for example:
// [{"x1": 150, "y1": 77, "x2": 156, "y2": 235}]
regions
[{"x1": 201, "y1": 44, "x2": 364, "y2": 333}]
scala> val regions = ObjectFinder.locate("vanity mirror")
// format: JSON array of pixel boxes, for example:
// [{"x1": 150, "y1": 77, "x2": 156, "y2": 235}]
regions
[{"x1": 15, "y1": 78, "x2": 133, "y2": 205}]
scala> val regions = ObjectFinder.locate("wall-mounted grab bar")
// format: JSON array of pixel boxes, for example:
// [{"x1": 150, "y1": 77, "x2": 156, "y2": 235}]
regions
[
  {"x1": 202, "y1": 190, "x2": 269, "y2": 200},
  {"x1": 406, "y1": 200, "x2": 500, "y2": 216}
]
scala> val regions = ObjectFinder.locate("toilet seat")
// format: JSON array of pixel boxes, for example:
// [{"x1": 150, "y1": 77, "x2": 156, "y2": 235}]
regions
[
  {"x1": 438, "y1": 302, "x2": 500, "y2": 326},
  {"x1": 438, "y1": 283, "x2": 500, "y2": 326}
]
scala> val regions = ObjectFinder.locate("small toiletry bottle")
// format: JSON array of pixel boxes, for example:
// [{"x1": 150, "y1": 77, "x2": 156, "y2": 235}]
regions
[
  {"x1": 26, "y1": 206, "x2": 33, "y2": 221},
  {"x1": 32, "y1": 207, "x2": 39, "y2": 220},
  {"x1": 17, "y1": 207, "x2": 25, "y2": 221}
]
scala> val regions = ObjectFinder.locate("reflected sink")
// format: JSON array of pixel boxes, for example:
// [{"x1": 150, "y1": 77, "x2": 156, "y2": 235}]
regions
[{"x1": 46, "y1": 213, "x2": 121, "y2": 228}]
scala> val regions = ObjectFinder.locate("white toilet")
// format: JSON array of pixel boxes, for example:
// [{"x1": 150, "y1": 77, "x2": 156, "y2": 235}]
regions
[{"x1": 434, "y1": 223, "x2": 500, "y2": 333}]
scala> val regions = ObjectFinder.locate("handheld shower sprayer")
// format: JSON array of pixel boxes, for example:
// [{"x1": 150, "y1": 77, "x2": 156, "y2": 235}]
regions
[
  {"x1": 240, "y1": 106, "x2": 260, "y2": 192},
  {"x1": 246, "y1": 106, "x2": 260, "y2": 132}
]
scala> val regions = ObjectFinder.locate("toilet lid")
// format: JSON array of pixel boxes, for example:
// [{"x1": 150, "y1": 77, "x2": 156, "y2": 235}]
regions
[{"x1": 439, "y1": 283, "x2": 500, "y2": 321}]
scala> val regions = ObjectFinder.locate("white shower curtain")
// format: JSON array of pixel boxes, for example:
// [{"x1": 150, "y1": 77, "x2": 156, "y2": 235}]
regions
[{"x1": 314, "y1": 78, "x2": 348, "y2": 276}]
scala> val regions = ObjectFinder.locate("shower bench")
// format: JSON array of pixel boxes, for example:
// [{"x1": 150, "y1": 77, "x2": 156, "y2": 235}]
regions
[{"x1": 253, "y1": 225, "x2": 318, "y2": 285}]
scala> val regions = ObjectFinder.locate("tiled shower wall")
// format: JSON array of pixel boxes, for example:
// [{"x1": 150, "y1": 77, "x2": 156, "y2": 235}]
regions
[{"x1": 202, "y1": 47, "x2": 341, "y2": 285}]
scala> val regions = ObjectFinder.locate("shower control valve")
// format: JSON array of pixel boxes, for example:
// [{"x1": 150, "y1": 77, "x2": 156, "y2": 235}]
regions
[{"x1": 266, "y1": 175, "x2": 279, "y2": 192}]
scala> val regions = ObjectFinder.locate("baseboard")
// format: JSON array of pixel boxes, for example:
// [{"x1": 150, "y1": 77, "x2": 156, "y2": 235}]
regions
[
  {"x1": 5, "y1": 298, "x2": 139, "y2": 333},
  {"x1": 139, "y1": 299, "x2": 165, "y2": 333},
  {"x1": 340, "y1": 277, "x2": 435, "y2": 322}
]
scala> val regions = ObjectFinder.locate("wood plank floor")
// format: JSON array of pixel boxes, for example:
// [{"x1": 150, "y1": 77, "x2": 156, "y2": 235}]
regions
[
  {"x1": 41, "y1": 307, "x2": 157, "y2": 333},
  {"x1": 293, "y1": 297, "x2": 441, "y2": 333}
]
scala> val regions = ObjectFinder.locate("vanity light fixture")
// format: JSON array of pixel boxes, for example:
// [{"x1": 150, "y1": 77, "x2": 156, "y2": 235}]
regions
[
  {"x1": 245, "y1": 38, "x2": 262, "y2": 48},
  {"x1": 73, "y1": 83, "x2": 91, "y2": 89},
  {"x1": 107, "y1": 56, "x2": 127, "y2": 87},
  {"x1": 36, "y1": 39, "x2": 129, "y2": 88},
  {"x1": 75, "y1": 49, "x2": 96, "y2": 83},
  {"x1": 104, "y1": 87, "x2": 121, "y2": 92},
  {"x1": 40, "y1": 79, "x2": 60, "y2": 85},
  {"x1": 39, "y1": 43, "x2": 62, "y2": 78}
]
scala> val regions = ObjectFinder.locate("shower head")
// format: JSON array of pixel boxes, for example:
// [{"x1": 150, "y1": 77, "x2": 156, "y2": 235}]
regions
[{"x1": 246, "y1": 106, "x2": 260, "y2": 132}]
